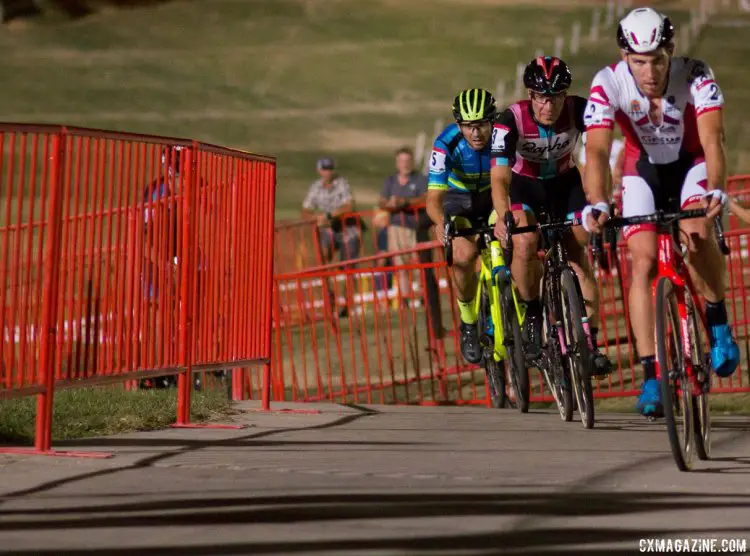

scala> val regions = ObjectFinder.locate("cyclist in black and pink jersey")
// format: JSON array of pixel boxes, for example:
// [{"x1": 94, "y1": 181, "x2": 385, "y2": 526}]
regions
[
  {"x1": 490, "y1": 56, "x2": 612, "y2": 376},
  {"x1": 581, "y1": 7, "x2": 739, "y2": 417}
]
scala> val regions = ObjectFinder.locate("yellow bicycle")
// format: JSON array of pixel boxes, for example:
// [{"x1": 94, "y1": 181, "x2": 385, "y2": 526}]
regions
[{"x1": 444, "y1": 211, "x2": 530, "y2": 411}]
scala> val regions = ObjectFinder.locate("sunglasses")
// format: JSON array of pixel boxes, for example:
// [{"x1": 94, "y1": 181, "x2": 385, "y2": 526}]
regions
[{"x1": 530, "y1": 91, "x2": 566, "y2": 104}]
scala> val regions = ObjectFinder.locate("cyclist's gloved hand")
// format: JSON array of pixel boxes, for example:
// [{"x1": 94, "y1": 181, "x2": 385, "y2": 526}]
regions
[
  {"x1": 581, "y1": 202, "x2": 610, "y2": 234},
  {"x1": 702, "y1": 189, "x2": 728, "y2": 219}
]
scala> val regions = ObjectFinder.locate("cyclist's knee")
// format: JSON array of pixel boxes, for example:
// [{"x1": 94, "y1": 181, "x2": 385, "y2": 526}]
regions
[
  {"x1": 679, "y1": 201, "x2": 713, "y2": 251},
  {"x1": 513, "y1": 233, "x2": 538, "y2": 262},
  {"x1": 631, "y1": 254, "x2": 657, "y2": 284},
  {"x1": 452, "y1": 238, "x2": 478, "y2": 268},
  {"x1": 627, "y1": 231, "x2": 658, "y2": 281}
]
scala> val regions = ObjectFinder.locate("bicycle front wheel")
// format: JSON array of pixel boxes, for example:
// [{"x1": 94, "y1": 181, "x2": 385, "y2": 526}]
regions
[
  {"x1": 655, "y1": 277, "x2": 695, "y2": 472},
  {"x1": 502, "y1": 284, "x2": 529, "y2": 413},
  {"x1": 542, "y1": 288, "x2": 574, "y2": 422},
  {"x1": 479, "y1": 279, "x2": 506, "y2": 409},
  {"x1": 560, "y1": 268, "x2": 595, "y2": 429},
  {"x1": 687, "y1": 295, "x2": 711, "y2": 460}
]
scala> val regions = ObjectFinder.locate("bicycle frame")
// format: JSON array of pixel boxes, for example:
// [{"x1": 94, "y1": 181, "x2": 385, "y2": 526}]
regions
[
  {"x1": 605, "y1": 207, "x2": 729, "y2": 395},
  {"x1": 475, "y1": 229, "x2": 526, "y2": 361},
  {"x1": 512, "y1": 215, "x2": 595, "y2": 356},
  {"x1": 444, "y1": 220, "x2": 526, "y2": 362},
  {"x1": 653, "y1": 225, "x2": 709, "y2": 395}
]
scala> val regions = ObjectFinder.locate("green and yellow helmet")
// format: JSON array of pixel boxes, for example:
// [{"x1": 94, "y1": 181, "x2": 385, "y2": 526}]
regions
[{"x1": 452, "y1": 88, "x2": 497, "y2": 123}]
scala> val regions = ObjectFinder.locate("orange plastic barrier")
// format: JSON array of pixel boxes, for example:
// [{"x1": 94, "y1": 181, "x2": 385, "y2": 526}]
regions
[{"x1": 0, "y1": 124, "x2": 275, "y2": 456}]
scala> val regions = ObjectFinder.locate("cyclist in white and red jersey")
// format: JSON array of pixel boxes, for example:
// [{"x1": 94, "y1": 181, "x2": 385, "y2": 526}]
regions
[
  {"x1": 581, "y1": 7, "x2": 740, "y2": 417},
  {"x1": 490, "y1": 56, "x2": 612, "y2": 376}
]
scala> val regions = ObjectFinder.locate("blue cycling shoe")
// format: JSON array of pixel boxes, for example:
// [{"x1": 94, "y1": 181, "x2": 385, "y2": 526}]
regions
[
  {"x1": 709, "y1": 324, "x2": 740, "y2": 378},
  {"x1": 636, "y1": 378, "x2": 663, "y2": 418}
]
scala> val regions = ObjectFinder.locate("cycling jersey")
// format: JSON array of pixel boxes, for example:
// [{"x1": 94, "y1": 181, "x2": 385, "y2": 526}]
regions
[
  {"x1": 584, "y1": 57, "x2": 723, "y2": 165},
  {"x1": 490, "y1": 96, "x2": 587, "y2": 179},
  {"x1": 427, "y1": 124, "x2": 491, "y2": 193},
  {"x1": 584, "y1": 57, "x2": 724, "y2": 239}
]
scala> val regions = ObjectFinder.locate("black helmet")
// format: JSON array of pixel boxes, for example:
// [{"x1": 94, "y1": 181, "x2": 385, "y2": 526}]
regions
[
  {"x1": 523, "y1": 56, "x2": 572, "y2": 95},
  {"x1": 452, "y1": 88, "x2": 497, "y2": 123},
  {"x1": 616, "y1": 7, "x2": 674, "y2": 54}
]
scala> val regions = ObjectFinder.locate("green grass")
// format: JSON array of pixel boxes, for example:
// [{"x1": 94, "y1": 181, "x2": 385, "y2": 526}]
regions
[
  {"x1": 0, "y1": 382, "x2": 233, "y2": 443},
  {"x1": 4, "y1": 0, "x2": 732, "y2": 221}
]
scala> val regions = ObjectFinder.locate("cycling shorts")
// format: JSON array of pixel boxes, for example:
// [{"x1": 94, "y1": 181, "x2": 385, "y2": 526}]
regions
[
  {"x1": 509, "y1": 167, "x2": 587, "y2": 223},
  {"x1": 443, "y1": 189, "x2": 496, "y2": 230},
  {"x1": 621, "y1": 152, "x2": 707, "y2": 240}
]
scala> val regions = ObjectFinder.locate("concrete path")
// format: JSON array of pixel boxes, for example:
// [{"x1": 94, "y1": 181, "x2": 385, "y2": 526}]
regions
[{"x1": 1, "y1": 402, "x2": 749, "y2": 555}]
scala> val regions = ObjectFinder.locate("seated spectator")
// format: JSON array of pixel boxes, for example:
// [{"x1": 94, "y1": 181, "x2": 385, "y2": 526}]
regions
[
  {"x1": 379, "y1": 147, "x2": 428, "y2": 300},
  {"x1": 301, "y1": 158, "x2": 361, "y2": 264}
]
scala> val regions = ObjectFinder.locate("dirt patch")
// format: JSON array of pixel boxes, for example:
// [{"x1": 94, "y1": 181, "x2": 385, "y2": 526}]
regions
[{"x1": 316, "y1": 129, "x2": 413, "y2": 153}]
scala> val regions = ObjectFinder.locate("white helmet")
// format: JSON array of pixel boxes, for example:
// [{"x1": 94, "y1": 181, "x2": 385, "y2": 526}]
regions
[{"x1": 617, "y1": 7, "x2": 674, "y2": 54}]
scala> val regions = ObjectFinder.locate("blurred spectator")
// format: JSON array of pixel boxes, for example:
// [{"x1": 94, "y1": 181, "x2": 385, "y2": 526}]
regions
[
  {"x1": 379, "y1": 147, "x2": 428, "y2": 299},
  {"x1": 139, "y1": 146, "x2": 221, "y2": 390},
  {"x1": 138, "y1": 146, "x2": 181, "y2": 389},
  {"x1": 301, "y1": 158, "x2": 361, "y2": 263},
  {"x1": 379, "y1": 147, "x2": 444, "y2": 340},
  {"x1": 371, "y1": 208, "x2": 393, "y2": 292}
]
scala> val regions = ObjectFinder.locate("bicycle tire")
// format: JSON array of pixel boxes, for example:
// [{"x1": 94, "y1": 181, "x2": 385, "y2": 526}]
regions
[
  {"x1": 542, "y1": 287, "x2": 574, "y2": 422},
  {"x1": 501, "y1": 284, "x2": 529, "y2": 413},
  {"x1": 560, "y1": 269, "x2": 595, "y2": 429},
  {"x1": 687, "y1": 295, "x2": 711, "y2": 460},
  {"x1": 655, "y1": 277, "x2": 695, "y2": 472},
  {"x1": 479, "y1": 280, "x2": 506, "y2": 408}
]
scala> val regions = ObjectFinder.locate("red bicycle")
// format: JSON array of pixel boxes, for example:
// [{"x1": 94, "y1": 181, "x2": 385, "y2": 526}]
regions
[{"x1": 604, "y1": 208, "x2": 729, "y2": 471}]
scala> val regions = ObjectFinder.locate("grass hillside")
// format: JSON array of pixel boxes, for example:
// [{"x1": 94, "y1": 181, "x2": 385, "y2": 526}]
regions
[{"x1": 1, "y1": 0, "x2": 747, "y2": 220}]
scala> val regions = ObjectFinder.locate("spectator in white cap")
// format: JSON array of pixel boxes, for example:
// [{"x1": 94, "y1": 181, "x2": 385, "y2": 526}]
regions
[{"x1": 301, "y1": 157, "x2": 361, "y2": 263}]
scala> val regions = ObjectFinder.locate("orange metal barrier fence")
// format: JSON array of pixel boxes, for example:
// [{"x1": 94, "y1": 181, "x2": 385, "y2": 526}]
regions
[
  {"x1": 0, "y1": 124, "x2": 276, "y2": 456},
  {"x1": 264, "y1": 229, "x2": 750, "y2": 407},
  {"x1": 273, "y1": 175, "x2": 750, "y2": 275}
]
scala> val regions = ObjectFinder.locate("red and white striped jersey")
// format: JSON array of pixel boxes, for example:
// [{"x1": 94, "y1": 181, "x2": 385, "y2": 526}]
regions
[{"x1": 583, "y1": 57, "x2": 724, "y2": 164}]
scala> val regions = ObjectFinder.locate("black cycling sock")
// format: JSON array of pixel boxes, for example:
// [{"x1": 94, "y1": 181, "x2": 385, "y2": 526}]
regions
[
  {"x1": 524, "y1": 297, "x2": 542, "y2": 320},
  {"x1": 705, "y1": 299, "x2": 728, "y2": 327},
  {"x1": 641, "y1": 355, "x2": 656, "y2": 381}
]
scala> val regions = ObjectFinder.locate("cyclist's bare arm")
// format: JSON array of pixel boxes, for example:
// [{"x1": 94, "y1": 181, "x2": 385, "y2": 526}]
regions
[
  {"x1": 581, "y1": 127, "x2": 614, "y2": 233},
  {"x1": 582, "y1": 127, "x2": 613, "y2": 207},
  {"x1": 490, "y1": 164, "x2": 512, "y2": 242},
  {"x1": 728, "y1": 197, "x2": 750, "y2": 226},
  {"x1": 613, "y1": 143, "x2": 626, "y2": 192},
  {"x1": 490, "y1": 165, "x2": 512, "y2": 216},
  {"x1": 697, "y1": 109, "x2": 728, "y2": 218},
  {"x1": 426, "y1": 189, "x2": 447, "y2": 242}
]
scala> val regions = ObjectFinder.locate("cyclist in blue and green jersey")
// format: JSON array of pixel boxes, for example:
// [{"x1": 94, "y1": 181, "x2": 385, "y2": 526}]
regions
[{"x1": 426, "y1": 88, "x2": 496, "y2": 364}]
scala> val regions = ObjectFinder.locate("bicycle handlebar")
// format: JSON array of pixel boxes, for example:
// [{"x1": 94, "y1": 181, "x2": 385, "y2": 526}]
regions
[
  {"x1": 601, "y1": 208, "x2": 730, "y2": 255},
  {"x1": 443, "y1": 206, "x2": 730, "y2": 268},
  {"x1": 443, "y1": 211, "x2": 584, "y2": 268}
]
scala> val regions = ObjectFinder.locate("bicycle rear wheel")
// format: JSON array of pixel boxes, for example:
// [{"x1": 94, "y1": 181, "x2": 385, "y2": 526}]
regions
[
  {"x1": 655, "y1": 277, "x2": 695, "y2": 472},
  {"x1": 560, "y1": 269, "x2": 595, "y2": 429},
  {"x1": 502, "y1": 284, "x2": 529, "y2": 413},
  {"x1": 687, "y1": 295, "x2": 711, "y2": 460}
]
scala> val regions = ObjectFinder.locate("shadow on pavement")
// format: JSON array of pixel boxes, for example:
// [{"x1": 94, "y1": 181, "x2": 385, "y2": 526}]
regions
[
  {"x1": 0, "y1": 406, "x2": 382, "y2": 501},
  {"x1": 0, "y1": 491, "x2": 748, "y2": 555}
]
